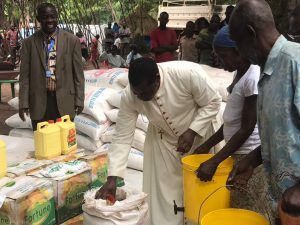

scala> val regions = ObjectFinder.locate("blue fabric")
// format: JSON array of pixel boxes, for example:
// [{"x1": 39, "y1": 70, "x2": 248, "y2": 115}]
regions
[
  {"x1": 257, "y1": 35, "x2": 300, "y2": 211},
  {"x1": 213, "y1": 25, "x2": 236, "y2": 48}
]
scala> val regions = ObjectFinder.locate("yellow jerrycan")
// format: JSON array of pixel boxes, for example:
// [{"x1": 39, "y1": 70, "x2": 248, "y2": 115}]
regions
[
  {"x1": 34, "y1": 120, "x2": 62, "y2": 159},
  {"x1": 0, "y1": 140, "x2": 7, "y2": 178},
  {"x1": 56, "y1": 115, "x2": 77, "y2": 155}
]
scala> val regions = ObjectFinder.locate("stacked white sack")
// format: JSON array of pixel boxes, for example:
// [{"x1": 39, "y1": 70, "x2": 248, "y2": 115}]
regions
[
  {"x1": 200, "y1": 64, "x2": 234, "y2": 102},
  {"x1": 84, "y1": 68, "x2": 128, "y2": 89}
]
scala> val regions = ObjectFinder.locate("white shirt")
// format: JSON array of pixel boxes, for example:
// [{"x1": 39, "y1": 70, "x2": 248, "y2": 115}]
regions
[{"x1": 223, "y1": 65, "x2": 261, "y2": 154}]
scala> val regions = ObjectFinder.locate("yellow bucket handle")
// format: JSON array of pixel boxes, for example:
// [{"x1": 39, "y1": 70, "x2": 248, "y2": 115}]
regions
[
  {"x1": 61, "y1": 115, "x2": 71, "y2": 122},
  {"x1": 197, "y1": 185, "x2": 271, "y2": 225},
  {"x1": 37, "y1": 122, "x2": 48, "y2": 131}
]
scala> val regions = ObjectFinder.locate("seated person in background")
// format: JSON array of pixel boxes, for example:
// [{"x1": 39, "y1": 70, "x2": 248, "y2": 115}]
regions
[
  {"x1": 126, "y1": 44, "x2": 142, "y2": 65},
  {"x1": 279, "y1": 182, "x2": 300, "y2": 225},
  {"x1": 194, "y1": 26, "x2": 261, "y2": 210},
  {"x1": 99, "y1": 44, "x2": 128, "y2": 68},
  {"x1": 179, "y1": 21, "x2": 199, "y2": 63}
]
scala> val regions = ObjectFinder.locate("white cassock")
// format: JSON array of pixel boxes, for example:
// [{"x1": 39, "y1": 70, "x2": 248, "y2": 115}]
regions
[{"x1": 108, "y1": 61, "x2": 222, "y2": 225}]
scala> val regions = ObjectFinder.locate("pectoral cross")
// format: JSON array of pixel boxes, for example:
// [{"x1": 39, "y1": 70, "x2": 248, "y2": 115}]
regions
[{"x1": 158, "y1": 130, "x2": 163, "y2": 139}]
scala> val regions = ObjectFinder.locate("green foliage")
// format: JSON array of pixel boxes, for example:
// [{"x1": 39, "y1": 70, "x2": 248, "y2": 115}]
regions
[{"x1": 1, "y1": 0, "x2": 159, "y2": 28}]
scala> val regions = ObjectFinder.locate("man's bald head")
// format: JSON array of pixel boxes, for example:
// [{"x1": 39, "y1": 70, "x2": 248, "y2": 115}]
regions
[
  {"x1": 229, "y1": 0, "x2": 280, "y2": 66},
  {"x1": 230, "y1": 0, "x2": 275, "y2": 33}
]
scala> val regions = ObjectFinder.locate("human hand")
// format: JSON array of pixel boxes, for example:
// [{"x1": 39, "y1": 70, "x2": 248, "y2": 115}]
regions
[
  {"x1": 177, "y1": 129, "x2": 197, "y2": 154},
  {"x1": 196, "y1": 159, "x2": 219, "y2": 181},
  {"x1": 226, "y1": 159, "x2": 254, "y2": 188},
  {"x1": 19, "y1": 108, "x2": 29, "y2": 121},
  {"x1": 95, "y1": 176, "x2": 117, "y2": 200},
  {"x1": 75, "y1": 106, "x2": 83, "y2": 115}
]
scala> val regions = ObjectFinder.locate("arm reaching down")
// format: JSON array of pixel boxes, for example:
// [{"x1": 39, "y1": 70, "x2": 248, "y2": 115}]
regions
[
  {"x1": 197, "y1": 95, "x2": 258, "y2": 181},
  {"x1": 95, "y1": 87, "x2": 138, "y2": 200}
]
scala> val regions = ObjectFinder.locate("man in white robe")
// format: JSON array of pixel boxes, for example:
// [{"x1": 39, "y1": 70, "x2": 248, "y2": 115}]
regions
[{"x1": 96, "y1": 58, "x2": 222, "y2": 225}]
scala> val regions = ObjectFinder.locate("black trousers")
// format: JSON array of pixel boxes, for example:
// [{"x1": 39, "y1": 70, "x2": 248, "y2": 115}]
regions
[{"x1": 32, "y1": 91, "x2": 61, "y2": 131}]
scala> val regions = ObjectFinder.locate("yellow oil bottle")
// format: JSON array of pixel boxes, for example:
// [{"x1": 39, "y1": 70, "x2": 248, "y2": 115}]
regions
[
  {"x1": 56, "y1": 115, "x2": 77, "y2": 155},
  {"x1": 0, "y1": 140, "x2": 7, "y2": 178},
  {"x1": 34, "y1": 120, "x2": 62, "y2": 159}
]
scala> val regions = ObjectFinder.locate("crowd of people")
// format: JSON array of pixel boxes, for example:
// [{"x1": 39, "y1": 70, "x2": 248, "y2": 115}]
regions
[
  {"x1": 7, "y1": 1, "x2": 300, "y2": 225},
  {"x1": 98, "y1": 2, "x2": 300, "y2": 225}
]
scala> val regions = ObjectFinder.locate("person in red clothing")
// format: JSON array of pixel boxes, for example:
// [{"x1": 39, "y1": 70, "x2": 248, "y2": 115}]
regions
[
  {"x1": 6, "y1": 25, "x2": 18, "y2": 67},
  {"x1": 150, "y1": 12, "x2": 178, "y2": 63},
  {"x1": 91, "y1": 34, "x2": 100, "y2": 69}
]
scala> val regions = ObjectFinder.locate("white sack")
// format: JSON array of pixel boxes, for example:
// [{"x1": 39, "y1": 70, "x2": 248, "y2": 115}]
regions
[
  {"x1": 83, "y1": 86, "x2": 116, "y2": 123},
  {"x1": 9, "y1": 128, "x2": 34, "y2": 139},
  {"x1": 5, "y1": 113, "x2": 32, "y2": 129},
  {"x1": 127, "y1": 149, "x2": 144, "y2": 171},
  {"x1": 77, "y1": 132, "x2": 104, "y2": 152},
  {"x1": 95, "y1": 143, "x2": 110, "y2": 153},
  {"x1": 84, "y1": 68, "x2": 128, "y2": 90},
  {"x1": 200, "y1": 64, "x2": 234, "y2": 102},
  {"x1": 74, "y1": 114, "x2": 111, "y2": 140},
  {"x1": 106, "y1": 90, "x2": 123, "y2": 108},
  {"x1": 101, "y1": 125, "x2": 146, "y2": 151},
  {"x1": 8, "y1": 97, "x2": 19, "y2": 110},
  {"x1": 105, "y1": 109, "x2": 149, "y2": 132},
  {"x1": 0, "y1": 135, "x2": 34, "y2": 165},
  {"x1": 83, "y1": 187, "x2": 149, "y2": 225}
]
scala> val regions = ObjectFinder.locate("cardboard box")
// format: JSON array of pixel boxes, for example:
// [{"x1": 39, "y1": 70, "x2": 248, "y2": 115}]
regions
[
  {"x1": 29, "y1": 163, "x2": 92, "y2": 224},
  {"x1": 50, "y1": 149, "x2": 86, "y2": 163},
  {"x1": 0, "y1": 176, "x2": 56, "y2": 225},
  {"x1": 60, "y1": 214, "x2": 83, "y2": 225},
  {"x1": 80, "y1": 152, "x2": 108, "y2": 189},
  {"x1": 6, "y1": 158, "x2": 53, "y2": 178}
]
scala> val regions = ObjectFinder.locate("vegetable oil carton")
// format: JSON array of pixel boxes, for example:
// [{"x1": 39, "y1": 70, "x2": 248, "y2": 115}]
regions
[
  {"x1": 0, "y1": 176, "x2": 56, "y2": 225},
  {"x1": 60, "y1": 214, "x2": 83, "y2": 225},
  {"x1": 56, "y1": 116, "x2": 77, "y2": 155},
  {"x1": 50, "y1": 148, "x2": 86, "y2": 163},
  {"x1": 80, "y1": 152, "x2": 108, "y2": 189},
  {"x1": 6, "y1": 158, "x2": 53, "y2": 178},
  {"x1": 29, "y1": 161, "x2": 92, "y2": 224}
]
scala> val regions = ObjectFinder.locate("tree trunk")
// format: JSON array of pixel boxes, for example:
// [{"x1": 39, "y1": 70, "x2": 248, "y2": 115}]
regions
[
  {"x1": 107, "y1": 0, "x2": 117, "y2": 22},
  {"x1": 0, "y1": 0, "x2": 6, "y2": 28}
]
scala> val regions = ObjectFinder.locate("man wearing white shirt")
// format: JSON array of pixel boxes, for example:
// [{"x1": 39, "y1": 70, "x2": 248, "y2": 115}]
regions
[{"x1": 96, "y1": 58, "x2": 221, "y2": 225}]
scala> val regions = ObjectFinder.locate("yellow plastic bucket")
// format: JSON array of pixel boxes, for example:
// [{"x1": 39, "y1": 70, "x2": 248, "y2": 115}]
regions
[
  {"x1": 201, "y1": 208, "x2": 269, "y2": 225},
  {"x1": 182, "y1": 154, "x2": 233, "y2": 224}
]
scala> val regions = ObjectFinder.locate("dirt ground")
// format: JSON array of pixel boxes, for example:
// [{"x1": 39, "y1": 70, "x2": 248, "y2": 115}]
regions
[{"x1": 0, "y1": 60, "x2": 95, "y2": 135}]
